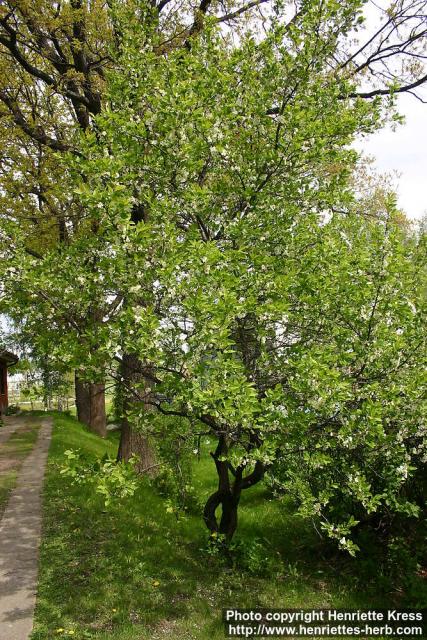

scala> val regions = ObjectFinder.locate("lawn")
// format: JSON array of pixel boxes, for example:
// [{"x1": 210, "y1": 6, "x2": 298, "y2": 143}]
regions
[{"x1": 31, "y1": 413, "x2": 426, "y2": 640}]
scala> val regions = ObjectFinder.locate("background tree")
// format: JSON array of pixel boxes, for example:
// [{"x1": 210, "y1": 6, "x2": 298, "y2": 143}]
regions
[{"x1": 0, "y1": 0, "x2": 114, "y2": 435}]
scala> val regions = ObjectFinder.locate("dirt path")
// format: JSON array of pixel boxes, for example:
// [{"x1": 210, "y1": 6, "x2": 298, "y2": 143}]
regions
[{"x1": 0, "y1": 416, "x2": 53, "y2": 640}]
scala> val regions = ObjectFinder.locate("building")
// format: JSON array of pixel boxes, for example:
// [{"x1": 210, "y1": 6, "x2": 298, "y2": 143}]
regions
[{"x1": 0, "y1": 350, "x2": 19, "y2": 413}]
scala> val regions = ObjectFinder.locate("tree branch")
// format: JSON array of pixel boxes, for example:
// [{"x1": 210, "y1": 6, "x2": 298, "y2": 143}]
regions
[
  {"x1": 215, "y1": 0, "x2": 270, "y2": 23},
  {"x1": 347, "y1": 72, "x2": 427, "y2": 99},
  {"x1": 0, "y1": 90, "x2": 71, "y2": 152}
]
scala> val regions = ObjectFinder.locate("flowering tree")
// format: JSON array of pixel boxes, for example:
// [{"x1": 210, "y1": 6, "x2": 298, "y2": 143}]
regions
[{"x1": 1, "y1": 0, "x2": 426, "y2": 548}]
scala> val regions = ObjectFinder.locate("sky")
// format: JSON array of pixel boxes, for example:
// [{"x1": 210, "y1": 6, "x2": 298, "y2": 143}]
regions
[
  {"x1": 351, "y1": 0, "x2": 427, "y2": 223},
  {"x1": 354, "y1": 93, "x2": 427, "y2": 222}
]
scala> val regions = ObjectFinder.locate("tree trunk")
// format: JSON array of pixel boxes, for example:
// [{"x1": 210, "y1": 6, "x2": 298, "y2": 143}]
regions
[
  {"x1": 74, "y1": 372, "x2": 107, "y2": 438},
  {"x1": 75, "y1": 373, "x2": 91, "y2": 424},
  {"x1": 204, "y1": 490, "x2": 240, "y2": 539},
  {"x1": 89, "y1": 382, "x2": 107, "y2": 438},
  {"x1": 117, "y1": 417, "x2": 156, "y2": 473},
  {"x1": 203, "y1": 436, "x2": 265, "y2": 541},
  {"x1": 116, "y1": 353, "x2": 157, "y2": 475}
]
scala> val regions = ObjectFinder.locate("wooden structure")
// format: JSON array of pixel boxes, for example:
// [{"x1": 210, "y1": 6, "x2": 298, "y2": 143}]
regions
[{"x1": 0, "y1": 350, "x2": 18, "y2": 414}]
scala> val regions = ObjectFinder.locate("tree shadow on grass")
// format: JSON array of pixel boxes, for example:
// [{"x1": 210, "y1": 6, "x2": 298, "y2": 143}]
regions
[{"x1": 32, "y1": 415, "x2": 423, "y2": 640}]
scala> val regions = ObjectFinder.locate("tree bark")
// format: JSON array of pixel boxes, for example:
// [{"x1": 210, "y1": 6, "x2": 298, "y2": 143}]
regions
[
  {"x1": 203, "y1": 435, "x2": 264, "y2": 541},
  {"x1": 203, "y1": 489, "x2": 240, "y2": 539},
  {"x1": 74, "y1": 372, "x2": 107, "y2": 437},
  {"x1": 75, "y1": 372, "x2": 91, "y2": 425},
  {"x1": 89, "y1": 382, "x2": 107, "y2": 438},
  {"x1": 116, "y1": 353, "x2": 157, "y2": 475}
]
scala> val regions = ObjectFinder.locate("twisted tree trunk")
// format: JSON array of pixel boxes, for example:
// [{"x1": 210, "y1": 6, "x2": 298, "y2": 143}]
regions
[{"x1": 203, "y1": 435, "x2": 265, "y2": 540}]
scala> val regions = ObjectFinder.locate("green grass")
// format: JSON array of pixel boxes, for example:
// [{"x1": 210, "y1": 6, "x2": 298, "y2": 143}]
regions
[
  {"x1": 0, "y1": 470, "x2": 18, "y2": 513},
  {"x1": 31, "y1": 413, "x2": 425, "y2": 640},
  {"x1": 0, "y1": 420, "x2": 40, "y2": 514},
  {"x1": 1, "y1": 420, "x2": 41, "y2": 457},
  {"x1": 12, "y1": 394, "x2": 115, "y2": 421}
]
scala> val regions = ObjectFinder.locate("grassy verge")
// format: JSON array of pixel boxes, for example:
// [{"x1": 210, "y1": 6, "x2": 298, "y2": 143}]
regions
[
  {"x1": 32, "y1": 413, "x2": 425, "y2": 640},
  {"x1": 0, "y1": 420, "x2": 41, "y2": 515}
]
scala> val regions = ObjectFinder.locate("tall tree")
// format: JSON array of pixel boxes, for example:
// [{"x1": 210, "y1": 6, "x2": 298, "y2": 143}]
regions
[
  {"x1": 12, "y1": 0, "x2": 424, "y2": 544},
  {"x1": 1, "y1": 0, "x2": 426, "y2": 471},
  {"x1": 0, "y1": 0, "x2": 112, "y2": 434}
]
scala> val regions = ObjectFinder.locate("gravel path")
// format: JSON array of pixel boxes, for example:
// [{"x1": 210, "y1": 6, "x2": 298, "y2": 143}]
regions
[{"x1": 0, "y1": 416, "x2": 53, "y2": 640}]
